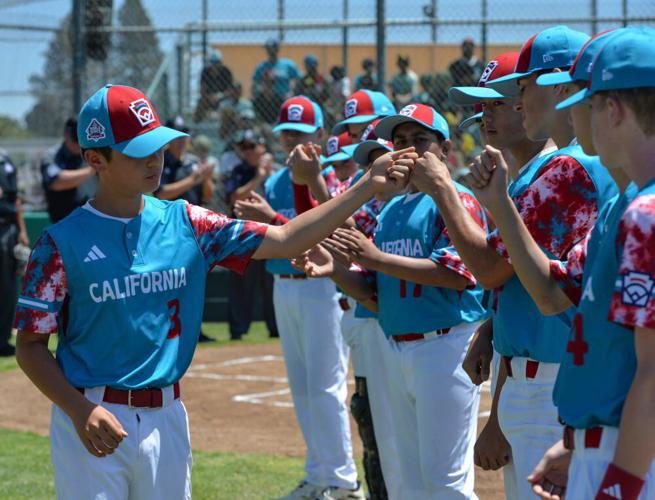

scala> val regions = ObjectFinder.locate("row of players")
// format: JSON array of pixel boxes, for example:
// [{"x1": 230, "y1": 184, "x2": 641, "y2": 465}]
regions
[{"x1": 13, "y1": 24, "x2": 655, "y2": 500}]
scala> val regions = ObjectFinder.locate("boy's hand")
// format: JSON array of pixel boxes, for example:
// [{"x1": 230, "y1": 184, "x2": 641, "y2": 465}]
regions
[
  {"x1": 465, "y1": 146, "x2": 510, "y2": 209},
  {"x1": 71, "y1": 402, "x2": 128, "y2": 457},
  {"x1": 412, "y1": 151, "x2": 453, "y2": 195},
  {"x1": 462, "y1": 323, "x2": 494, "y2": 385},
  {"x1": 369, "y1": 147, "x2": 416, "y2": 194},
  {"x1": 234, "y1": 192, "x2": 276, "y2": 223},
  {"x1": 288, "y1": 143, "x2": 322, "y2": 185},
  {"x1": 300, "y1": 244, "x2": 336, "y2": 278},
  {"x1": 331, "y1": 227, "x2": 384, "y2": 270},
  {"x1": 527, "y1": 439, "x2": 571, "y2": 499},
  {"x1": 474, "y1": 417, "x2": 511, "y2": 471}
]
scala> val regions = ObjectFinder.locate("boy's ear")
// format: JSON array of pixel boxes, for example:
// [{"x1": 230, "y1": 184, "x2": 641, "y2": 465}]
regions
[
  {"x1": 440, "y1": 139, "x2": 452, "y2": 158},
  {"x1": 83, "y1": 149, "x2": 108, "y2": 173}
]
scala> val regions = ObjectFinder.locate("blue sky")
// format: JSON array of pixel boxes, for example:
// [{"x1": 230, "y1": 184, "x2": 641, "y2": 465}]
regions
[{"x1": 1, "y1": 0, "x2": 652, "y2": 123}]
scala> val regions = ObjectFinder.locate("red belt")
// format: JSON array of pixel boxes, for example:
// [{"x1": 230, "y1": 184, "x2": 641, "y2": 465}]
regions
[
  {"x1": 392, "y1": 328, "x2": 451, "y2": 342},
  {"x1": 78, "y1": 382, "x2": 181, "y2": 408},
  {"x1": 339, "y1": 297, "x2": 351, "y2": 311},
  {"x1": 278, "y1": 274, "x2": 307, "y2": 280},
  {"x1": 563, "y1": 425, "x2": 603, "y2": 450},
  {"x1": 503, "y1": 356, "x2": 540, "y2": 379}
]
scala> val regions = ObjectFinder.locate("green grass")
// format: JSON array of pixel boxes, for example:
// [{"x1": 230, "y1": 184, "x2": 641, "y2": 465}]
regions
[
  {"x1": 0, "y1": 428, "x2": 307, "y2": 499},
  {"x1": 0, "y1": 321, "x2": 278, "y2": 373}
]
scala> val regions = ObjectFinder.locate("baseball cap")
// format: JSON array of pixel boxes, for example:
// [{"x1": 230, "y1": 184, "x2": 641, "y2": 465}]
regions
[
  {"x1": 273, "y1": 96, "x2": 324, "y2": 134},
  {"x1": 332, "y1": 90, "x2": 396, "y2": 135},
  {"x1": 323, "y1": 132, "x2": 354, "y2": 165},
  {"x1": 78, "y1": 84, "x2": 187, "y2": 158},
  {"x1": 165, "y1": 115, "x2": 189, "y2": 133},
  {"x1": 458, "y1": 104, "x2": 484, "y2": 129},
  {"x1": 557, "y1": 29, "x2": 655, "y2": 110},
  {"x1": 304, "y1": 54, "x2": 319, "y2": 68},
  {"x1": 537, "y1": 30, "x2": 620, "y2": 87},
  {"x1": 486, "y1": 26, "x2": 590, "y2": 97},
  {"x1": 351, "y1": 121, "x2": 393, "y2": 165},
  {"x1": 448, "y1": 52, "x2": 520, "y2": 105},
  {"x1": 375, "y1": 104, "x2": 450, "y2": 141},
  {"x1": 235, "y1": 129, "x2": 265, "y2": 146}
]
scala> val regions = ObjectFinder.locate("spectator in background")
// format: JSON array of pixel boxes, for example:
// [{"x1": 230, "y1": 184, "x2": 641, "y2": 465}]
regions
[
  {"x1": 354, "y1": 58, "x2": 378, "y2": 91},
  {"x1": 253, "y1": 77, "x2": 286, "y2": 125},
  {"x1": 195, "y1": 49, "x2": 234, "y2": 122},
  {"x1": 223, "y1": 129, "x2": 278, "y2": 340},
  {"x1": 448, "y1": 37, "x2": 485, "y2": 87},
  {"x1": 252, "y1": 38, "x2": 300, "y2": 100},
  {"x1": 219, "y1": 82, "x2": 255, "y2": 119},
  {"x1": 155, "y1": 117, "x2": 214, "y2": 207},
  {"x1": 325, "y1": 65, "x2": 351, "y2": 131},
  {"x1": 41, "y1": 118, "x2": 95, "y2": 223},
  {"x1": 0, "y1": 150, "x2": 29, "y2": 357},
  {"x1": 390, "y1": 54, "x2": 418, "y2": 108},
  {"x1": 192, "y1": 134, "x2": 226, "y2": 215},
  {"x1": 413, "y1": 74, "x2": 437, "y2": 107},
  {"x1": 295, "y1": 54, "x2": 329, "y2": 106}
]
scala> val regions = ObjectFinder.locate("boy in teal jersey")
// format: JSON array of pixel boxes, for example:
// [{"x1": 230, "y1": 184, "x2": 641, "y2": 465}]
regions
[
  {"x1": 13, "y1": 84, "x2": 412, "y2": 500},
  {"x1": 304, "y1": 103, "x2": 489, "y2": 499}
]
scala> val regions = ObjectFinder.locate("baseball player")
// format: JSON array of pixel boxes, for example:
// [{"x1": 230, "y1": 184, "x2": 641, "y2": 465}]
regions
[
  {"x1": 332, "y1": 89, "x2": 395, "y2": 141},
  {"x1": 314, "y1": 103, "x2": 489, "y2": 499},
  {"x1": 263, "y1": 95, "x2": 364, "y2": 500},
  {"x1": 13, "y1": 84, "x2": 410, "y2": 500},
  {"x1": 408, "y1": 26, "x2": 617, "y2": 499}
]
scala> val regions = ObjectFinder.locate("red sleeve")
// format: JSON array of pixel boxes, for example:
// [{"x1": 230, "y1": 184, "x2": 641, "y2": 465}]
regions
[
  {"x1": 270, "y1": 213, "x2": 289, "y2": 225},
  {"x1": 293, "y1": 182, "x2": 318, "y2": 214}
]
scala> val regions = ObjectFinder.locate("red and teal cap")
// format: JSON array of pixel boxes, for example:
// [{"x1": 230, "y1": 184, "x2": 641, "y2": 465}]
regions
[
  {"x1": 375, "y1": 104, "x2": 450, "y2": 141},
  {"x1": 449, "y1": 52, "x2": 520, "y2": 105},
  {"x1": 350, "y1": 119, "x2": 392, "y2": 164},
  {"x1": 486, "y1": 26, "x2": 590, "y2": 97},
  {"x1": 537, "y1": 29, "x2": 619, "y2": 87},
  {"x1": 458, "y1": 104, "x2": 484, "y2": 129},
  {"x1": 557, "y1": 28, "x2": 655, "y2": 110},
  {"x1": 332, "y1": 90, "x2": 396, "y2": 134},
  {"x1": 78, "y1": 84, "x2": 187, "y2": 158},
  {"x1": 273, "y1": 96, "x2": 324, "y2": 133},
  {"x1": 323, "y1": 132, "x2": 354, "y2": 164}
]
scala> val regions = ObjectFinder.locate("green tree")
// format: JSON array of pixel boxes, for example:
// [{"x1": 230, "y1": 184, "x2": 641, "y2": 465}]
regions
[{"x1": 0, "y1": 115, "x2": 32, "y2": 139}]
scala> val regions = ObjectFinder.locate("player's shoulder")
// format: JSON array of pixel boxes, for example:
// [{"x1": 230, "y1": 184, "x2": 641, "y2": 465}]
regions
[{"x1": 622, "y1": 190, "x2": 655, "y2": 229}]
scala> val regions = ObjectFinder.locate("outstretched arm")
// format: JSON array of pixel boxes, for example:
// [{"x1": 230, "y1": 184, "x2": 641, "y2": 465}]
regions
[{"x1": 253, "y1": 149, "x2": 415, "y2": 260}]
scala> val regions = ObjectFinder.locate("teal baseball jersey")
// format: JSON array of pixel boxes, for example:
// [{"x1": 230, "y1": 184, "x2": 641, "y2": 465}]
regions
[
  {"x1": 373, "y1": 187, "x2": 488, "y2": 336},
  {"x1": 552, "y1": 182, "x2": 652, "y2": 429},
  {"x1": 14, "y1": 197, "x2": 267, "y2": 389},
  {"x1": 489, "y1": 144, "x2": 617, "y2": 362}
]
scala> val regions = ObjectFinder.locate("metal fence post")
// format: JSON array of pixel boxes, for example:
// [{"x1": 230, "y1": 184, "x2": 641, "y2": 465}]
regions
[
  {"x1": 201, "y1": 0, "x2": 208, "y2": 64},
  {"x1": 591, "y1": 0, "x2": 598, "y2": 35},
  {"x1": 176, "y1": 42, "x2": 184, "y2": 116},
  {"x1": 481, "y1": 0, "x2": 488, "y2": 65},
  {"x1": 342, "y1": 0, "x2": 349, "y2": 75},
  {"x1": 72, "y1": 0, "x2": 85, "y2": 114},
  {"x1": 278, "y1": 0, "x2": 285, "y2": 42},
  {"x1": 376, "y1": 0, "x2": 386, "y2": 92},
  {"x1": 622, "y1": 0, "x2": 628, "y2": 27}
]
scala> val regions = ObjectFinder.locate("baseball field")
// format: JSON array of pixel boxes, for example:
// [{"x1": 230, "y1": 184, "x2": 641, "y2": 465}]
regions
[{"x1": 0, "y1": 322, "x2": 504, "y2": 499}]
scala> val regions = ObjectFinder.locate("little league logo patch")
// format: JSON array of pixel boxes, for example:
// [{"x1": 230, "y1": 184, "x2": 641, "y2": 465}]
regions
[
  {"x1": 345, "y1": 99, "x2": 358, "y2": 118},
  {"x1": 543, "y1": 54, "x2": 555, "y2": 63},
  {"x1": 85, "y1": 118, "x2": 106, "y2": 142},
  {"x1": 327, "y1": 137, "x2": 339, "y2": 156},
  {"x1": 621, "y1": 271, "x2": 655, "y2": 307},
  {"x1": 129, "y1": 98, "x2": 157, "y2": 127},
  {"x1": 399, "y1": 105, "x2": 417, "y2": 117},
  {"x1": 287, "y1": 104, "x2": 304, "y2": 122},
  {"x1": 479, "y1": 60, "x2": 498, "y2": 85}
]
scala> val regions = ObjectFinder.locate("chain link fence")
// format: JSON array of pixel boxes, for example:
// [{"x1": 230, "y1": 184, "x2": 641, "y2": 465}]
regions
[{"x1": 1, "y1": 0, "x2": 654, "y2": 210}]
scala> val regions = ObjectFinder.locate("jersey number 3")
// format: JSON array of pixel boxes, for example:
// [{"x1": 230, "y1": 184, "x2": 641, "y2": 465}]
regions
[
  {"x1": 167, "y1": 299, "x2": 182, "y2": 339},
  {"x1": 400, "y1": 279, "x2": 422, "y2": 298}
]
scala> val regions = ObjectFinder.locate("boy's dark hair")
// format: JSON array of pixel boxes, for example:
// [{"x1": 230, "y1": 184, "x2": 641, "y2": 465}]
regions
[
  {"x1": 81, "y1": 147, "x2": 113, "y2": 162},
  {"x1": 602, "y1": 87, "x2": 655, "y2": 136}
]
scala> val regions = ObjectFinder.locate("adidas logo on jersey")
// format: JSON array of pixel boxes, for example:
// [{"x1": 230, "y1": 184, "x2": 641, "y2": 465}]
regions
[
  {"x1": 84, "y1": 245, "x2": 107, "y2": 263},
  {"x1": 602, "y1": 484, "x2": 622, "y2": 499}
]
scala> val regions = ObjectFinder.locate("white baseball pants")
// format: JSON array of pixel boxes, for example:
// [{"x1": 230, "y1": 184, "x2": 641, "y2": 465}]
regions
[
  {"x1": 50, "y1": 385, "x2": 192, "y2": 500},
  {"x1": 385, "y1": 321, "x2": 482, "y2": 499},
  {"x1": 567, "y1": 426, "x2": 655, "y2": 499},
  {"x1": 497, "y1": 358, "x2": 562, "y2": 499},
  {"x1": 273, "y1": 276, "x2": 357, "y2": 489}
]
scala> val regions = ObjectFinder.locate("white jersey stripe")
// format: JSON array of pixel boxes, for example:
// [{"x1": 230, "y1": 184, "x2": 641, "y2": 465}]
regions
[
  {"x1": 91, "y1": 245, "x2": 106, "y2": 258},
  {"x1": 18, "y1": 297, "x2": 50, "y2": 310}
]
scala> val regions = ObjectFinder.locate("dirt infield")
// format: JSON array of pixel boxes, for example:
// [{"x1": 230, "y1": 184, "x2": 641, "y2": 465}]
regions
[{"x1": 0, "y1": 342, "x2": 504, "y2": 498}]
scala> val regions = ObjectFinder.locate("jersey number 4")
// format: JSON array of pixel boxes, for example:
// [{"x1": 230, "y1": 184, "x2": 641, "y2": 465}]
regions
[
  {"x1": 567, "y1": 314, "x2": 588, "y2": 366},
  {"x1": 167, "y1": 299, "x2": 182, "y2": 339},
  {"x1": 399, "y1": 279, "x2": 422, "y2": 298}
]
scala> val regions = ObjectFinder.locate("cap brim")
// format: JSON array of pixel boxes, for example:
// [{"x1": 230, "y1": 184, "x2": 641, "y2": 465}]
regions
[
  {"x1": 458, "y1": 112, "x2": 483, "y2": 129},
  {"x1": 323, "y1": 152, "x2": 351, "y2": 164},
  {"x1": 273, "y1": 122, "x2": 319, "y2": 133},
  {"x1": 353, "y1": 140, "x2": 392, "y2": 165},
  {"x1": 537, "y1": 72, "x2": 574, "y2": 86},
  {"x1": 112, "y1": 126, "x2": 187, "y2": 159},
  {"x1": 555, "y1": 88, "x2": 591, "y2": 110},
  {"x1": 332, "y1": 114, "x2": 378, "y2": 135},
  {"x1": 485, "y1": 71, "x2": 530, "y2": 97},
  {"x1": 376, "y1": 115, "x2": 447, "y2": 141},
  {"x1": 448, "y1": 86, "x2": 506, "y2": 106}
]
